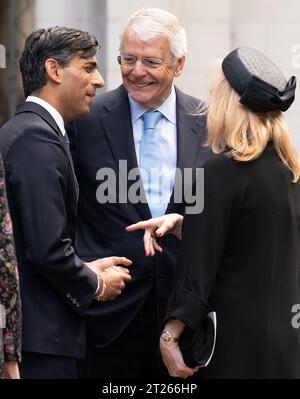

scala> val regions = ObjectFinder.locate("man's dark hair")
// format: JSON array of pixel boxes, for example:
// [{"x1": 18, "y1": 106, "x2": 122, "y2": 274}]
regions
[{"x1": 19, "y1": 26, "x2": 99, "y2": 97}]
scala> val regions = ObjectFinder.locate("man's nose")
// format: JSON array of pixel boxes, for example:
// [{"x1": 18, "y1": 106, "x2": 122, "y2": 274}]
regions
[
  {"x1": 93, "y1": 70, "x2": 105, "y2": 88},
  {"x1": 131, "y1": 60, "x2": 147, "y2": 76}
]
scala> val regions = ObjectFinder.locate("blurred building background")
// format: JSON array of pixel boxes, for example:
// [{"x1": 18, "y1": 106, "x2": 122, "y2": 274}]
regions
[{"x1": 0, "y1": 0, "x2": 300, "y2": 150}]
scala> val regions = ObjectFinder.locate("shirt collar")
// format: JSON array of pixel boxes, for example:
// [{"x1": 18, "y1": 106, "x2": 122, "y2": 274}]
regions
[
  {"x1": 128, "y1": 85, "x2": 176, "y2": 124},
  {"x1": 26, "y1": 95, "x2": 66, "y2": 135}
]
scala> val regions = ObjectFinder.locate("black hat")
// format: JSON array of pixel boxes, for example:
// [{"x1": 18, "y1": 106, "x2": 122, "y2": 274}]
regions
[{"x1": 222, "y1": 47, "x2": 296, "y2": 113}]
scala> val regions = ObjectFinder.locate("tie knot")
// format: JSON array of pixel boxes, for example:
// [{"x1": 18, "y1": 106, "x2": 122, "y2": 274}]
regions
[{"x1": 142, "y1": 111, "x2": 162, "y2": 130}]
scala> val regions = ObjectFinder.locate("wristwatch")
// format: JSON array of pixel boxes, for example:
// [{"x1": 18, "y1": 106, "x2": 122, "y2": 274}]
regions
[{"x1": 161, "y1": 330, "x2": 178, "y2": 343}]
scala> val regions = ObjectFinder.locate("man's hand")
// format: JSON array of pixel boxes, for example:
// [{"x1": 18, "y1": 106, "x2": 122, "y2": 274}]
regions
[
  {"x1": 85, "y1": 256, "x2": 132, "y2": 275},
  {"x1": 85, "y1": 256, "x2": 132, "y2": 302},
  {"x1": 98, "y1": 266, "x2": 132, "y2": 302}
]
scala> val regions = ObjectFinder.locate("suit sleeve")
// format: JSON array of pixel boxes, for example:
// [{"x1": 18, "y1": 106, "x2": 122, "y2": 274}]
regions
[
  {"x1": 165, "y1": 156, "x2": 245, "y2": 329},
  {"x1": 5, "y1": 127, "x2": 98, "y2": 315}
]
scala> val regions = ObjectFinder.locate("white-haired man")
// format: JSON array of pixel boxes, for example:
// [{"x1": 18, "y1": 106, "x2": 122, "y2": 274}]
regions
[{"x1": 68, "y1": 8, "x2": 211, "y2": 378}]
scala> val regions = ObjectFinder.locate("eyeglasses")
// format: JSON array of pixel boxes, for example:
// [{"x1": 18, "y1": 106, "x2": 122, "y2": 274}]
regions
[{"x1": 117, "y1": 54, "x2": 165, "y2": 69}]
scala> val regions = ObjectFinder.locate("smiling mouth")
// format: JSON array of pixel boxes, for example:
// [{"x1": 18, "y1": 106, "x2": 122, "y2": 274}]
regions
[{"x1": 131, "y1": 82, "x2": 154, "y2": 88}]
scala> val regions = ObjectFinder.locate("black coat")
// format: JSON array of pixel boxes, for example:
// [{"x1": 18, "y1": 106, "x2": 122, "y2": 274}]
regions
[
  {"x1": 0, "y1": 102, "x2": 98, "y2": 358},
  {"x1": 68, "y1": 85, "x2": 212, "y2": 347},
  {"x1": 165, "y1": 144, "x2": 300, "y2": 378}
]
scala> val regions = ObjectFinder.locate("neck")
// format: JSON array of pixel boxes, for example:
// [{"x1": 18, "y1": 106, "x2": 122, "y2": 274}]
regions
[{"x1": 31, "y1": 90, "x2": 69, "y2": 122}]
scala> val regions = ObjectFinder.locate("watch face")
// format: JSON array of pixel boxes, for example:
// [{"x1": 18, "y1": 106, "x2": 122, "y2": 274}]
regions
[{"x1": 161, "y1": 331, "x2": 172, "y2": 341}]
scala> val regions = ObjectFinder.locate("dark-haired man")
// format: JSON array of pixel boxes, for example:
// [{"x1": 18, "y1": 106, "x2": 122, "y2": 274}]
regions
[{"x1": 0, "y1": 26, "x2": 132, "y2": 379}]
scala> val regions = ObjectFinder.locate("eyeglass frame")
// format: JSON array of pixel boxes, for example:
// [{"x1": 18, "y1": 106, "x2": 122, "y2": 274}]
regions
[{"x1": 117, "y1": 54, "x2": 174, "y2": 70}]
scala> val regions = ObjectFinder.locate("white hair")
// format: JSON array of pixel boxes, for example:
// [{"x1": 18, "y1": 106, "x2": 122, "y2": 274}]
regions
[{"x1": 120, "y1": 8, "x2": 187, "y2": 60}]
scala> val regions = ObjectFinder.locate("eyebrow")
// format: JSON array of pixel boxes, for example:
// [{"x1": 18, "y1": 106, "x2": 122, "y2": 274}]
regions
[
  {"x1": 84, "y1": 61, "x2": 99, "y2": 69},
  {"x1": 123, "y1": 53, "x2": 160, "y2": 59}
]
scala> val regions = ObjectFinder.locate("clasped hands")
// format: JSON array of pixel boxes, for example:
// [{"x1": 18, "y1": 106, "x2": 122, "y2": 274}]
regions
[{"x1": 86, "y1": 256, "x2": 132, "y2": 302}]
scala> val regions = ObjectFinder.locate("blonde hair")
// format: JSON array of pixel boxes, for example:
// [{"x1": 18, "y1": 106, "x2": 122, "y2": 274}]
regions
[{"x1": 205, "y1": 72, "x2": 300, "y2": 183}]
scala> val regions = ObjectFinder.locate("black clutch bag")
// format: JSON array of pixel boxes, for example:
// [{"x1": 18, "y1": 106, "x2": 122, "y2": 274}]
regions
[{"x1": 179, "y1": 311, "x2": 217, "y2": 368}]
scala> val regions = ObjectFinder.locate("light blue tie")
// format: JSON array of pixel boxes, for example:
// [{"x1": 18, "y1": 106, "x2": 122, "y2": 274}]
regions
[{"x1": 140, "y1": 111, "x2": 165, "y2": 217}]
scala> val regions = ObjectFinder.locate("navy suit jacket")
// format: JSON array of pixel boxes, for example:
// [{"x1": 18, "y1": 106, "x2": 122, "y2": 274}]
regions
[
  {"x1": 0, "y1": 102, "x2": 98, "y2": 358},
  {"x1": 68, "y1": 85, "x2": 212, "y2": 347}
]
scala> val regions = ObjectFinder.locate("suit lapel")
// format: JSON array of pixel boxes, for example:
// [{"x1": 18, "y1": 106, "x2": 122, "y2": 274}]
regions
[
  {"x1": 16, "y1": 101, "x2": 62, "y2": 136},
  {"x1": 101, "y1": 87, "x2": 138, "y2": 173},
  {"x1": 16, "y1": 101, "x2": 77, "y2": 179},
  {"x1": 166, "y1": 88, "x2": 207, "y2": 214},
  {"x1": 100, "y1": 86, "x2": 151, "y2": 219}
]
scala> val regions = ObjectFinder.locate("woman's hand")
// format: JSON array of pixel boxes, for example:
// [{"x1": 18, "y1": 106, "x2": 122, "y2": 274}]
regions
[
  {"x1": 3, "y1": 360, "x2": 20, "y2": 379},
  {"x1": 160, "y1": 320, "x2": 199, "y2": 378},
  {"x1": 126, "y1": 214, "x2": 183, "y2": 256}
]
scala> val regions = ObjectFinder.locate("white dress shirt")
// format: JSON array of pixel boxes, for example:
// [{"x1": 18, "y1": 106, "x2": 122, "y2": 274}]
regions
[{"x1": 128, "y1": 86, "x2": 177, "y2": 210}]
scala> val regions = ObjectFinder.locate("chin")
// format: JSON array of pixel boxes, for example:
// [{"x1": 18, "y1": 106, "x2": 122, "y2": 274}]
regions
[
  {"x1": 129, "y1": 92, "x2": 152, "y2": 106},
  {"x1": 77, "y1": 107, "x2": 90, "y2": 118}
]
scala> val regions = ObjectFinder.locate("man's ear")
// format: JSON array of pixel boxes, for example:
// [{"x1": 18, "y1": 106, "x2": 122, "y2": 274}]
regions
[
  {"x1": 44, "y1": 58, "x2": 63, "y2": 84},
  {"x1": 174, "y1": 56, "x2": 186, "y2": 78}
]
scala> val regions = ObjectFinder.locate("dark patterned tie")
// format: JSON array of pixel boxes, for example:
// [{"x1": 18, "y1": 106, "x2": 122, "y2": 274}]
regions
[{"x1": 63, "y1": 133, "x2": 79, "y2": 201}]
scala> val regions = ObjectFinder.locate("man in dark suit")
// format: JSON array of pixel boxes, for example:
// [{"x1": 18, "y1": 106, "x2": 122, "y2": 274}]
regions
[
  {"x1": 69, "y1": 8, "x2": 211, "y2": 378},
  {"x1": 0, "y1": 26, "x2": 132, "y2": 379}
]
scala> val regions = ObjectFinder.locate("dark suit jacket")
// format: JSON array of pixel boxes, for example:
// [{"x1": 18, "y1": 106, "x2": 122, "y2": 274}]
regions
[
  {"x1": 68, "y1": 85, "x2": 212, "y2": 347},
  {"x1": 0, "y1": 102, "x2": 98, "y2": 359},
  {"x1": 165, "y1": 144, "x2": 300, "y2": 378}
]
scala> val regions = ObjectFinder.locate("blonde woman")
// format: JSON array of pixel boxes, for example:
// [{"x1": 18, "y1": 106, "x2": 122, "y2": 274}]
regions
[{"x1": 127, "y1": 47, "x2": 300, "y2": 378}]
